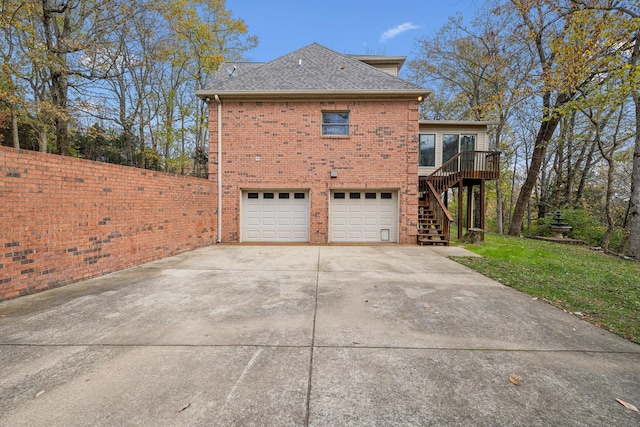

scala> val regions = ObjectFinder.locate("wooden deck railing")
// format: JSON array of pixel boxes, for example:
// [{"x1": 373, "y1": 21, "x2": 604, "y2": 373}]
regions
[{"x1": 420, "y1": 151, "x2": 501, "y2": 195}]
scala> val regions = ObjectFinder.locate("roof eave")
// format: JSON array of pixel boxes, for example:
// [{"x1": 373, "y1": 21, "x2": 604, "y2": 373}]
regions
[
  {"x1": 196, "y1": 89, "x2": 432, "y2": 101},
  {"x1": 420, "y1": 119, "x2": 501, "y2": 126}
]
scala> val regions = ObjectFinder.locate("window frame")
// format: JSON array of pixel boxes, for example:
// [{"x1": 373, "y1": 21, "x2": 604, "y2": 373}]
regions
[
  {"x1": 419, "y1": 133, "x2": 436, "y2": 167},
  {"x1": 321, "y1": 111, "x2": 350, "y2": 137}
]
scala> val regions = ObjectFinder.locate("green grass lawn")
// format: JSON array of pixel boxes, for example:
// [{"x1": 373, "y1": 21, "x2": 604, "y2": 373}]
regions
[{"x1": 454, "y1": 234, "x2": 640, "y2": 344}]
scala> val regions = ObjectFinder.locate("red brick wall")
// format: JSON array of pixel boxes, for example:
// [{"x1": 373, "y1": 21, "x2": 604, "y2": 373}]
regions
[
  {"x1": 208, "y1": 99, "x2": 419, "y2": 244},
  {"x1": 0, "y1": 147, "x2": 216, "y2": 301}
]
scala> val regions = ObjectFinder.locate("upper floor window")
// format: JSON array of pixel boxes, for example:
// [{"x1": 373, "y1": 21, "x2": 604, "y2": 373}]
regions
[
  {"x1": 322, "y1": 112, "x2": 349, "y2": 136},
  {"x1": 419, "y1": 134, "x2": 435, "y2": 167}
]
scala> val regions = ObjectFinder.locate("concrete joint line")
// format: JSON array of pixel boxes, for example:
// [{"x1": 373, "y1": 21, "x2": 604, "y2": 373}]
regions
[
  {"x1": 304, "y1": 248, "x2": 321, "y2": 426},
  {"x1": 0, "y1": 343, "x2": 637, "y2": 356}
]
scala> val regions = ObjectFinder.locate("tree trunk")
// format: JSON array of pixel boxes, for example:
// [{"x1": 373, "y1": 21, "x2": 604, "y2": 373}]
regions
[
  {"x1": 37, "y1": 128, "x2": 48, "y2": 153},
  {"x1": 628, "y1": 30, "x2": 640, "y2": 260},
  {"x1": 573, "y1": 141, "x2": 598, "y2": 209},
  {"x1": 117, "y1": 74, "x2": 134, "y2": 166},
  {"x1": 42, "y1": 1, "x2": 70, "y2": 156},
  {"x1": 601, "y1": 157, "x2": 614, "y2": 252},
  {"x1": 55, "y1": 112, "x2": 69, "y2": 155},
  {"x1": 511, "y1": 139, "x2": 548, "y2": 235},
  {"x1": 508, "y1": 91, "x2": 570, "y2": 236},
  {"x1": 139, "y1": 116, "x2": 146, "y2": 169},
  {"x1": 495, "y1": 179, "x2": 504, "y2": 234},
  {"x1": 552, "y1": 115, "x2": 567, "y2": 208},
  {"x1": 567, "y1": 130, "x2": 591, "y2": 207},
  {"x1": 629, "y1": 90, "x2": 640, "y2": 259},
  {"x1": 508, "y1": 117, "x2": 560, "y2": 235},
  {"x1": 618, "y1": 198, "x2": 632, "y2": 254},
  {"x1": 494, "y1": 123, "x2": 504, "y2": 234},
  {"x1": 11, "y1": 104, "x2": 20, "y2": 149},
  {"x1": 538, "y1": 163, "x2": 549, "y2": 220}
]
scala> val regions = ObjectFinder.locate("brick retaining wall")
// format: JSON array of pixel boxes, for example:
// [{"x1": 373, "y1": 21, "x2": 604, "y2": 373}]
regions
[{"x1": 0, "y1": 147, "x2": 216, "y2": 301}]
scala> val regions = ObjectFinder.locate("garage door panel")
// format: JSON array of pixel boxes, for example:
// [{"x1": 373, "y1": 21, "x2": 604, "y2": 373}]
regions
[
  {"x1": 245, "y1": 230, "x2": 261, "y2": 239},
  {"x1": 278, "y1": 217, "x2": 291, "y2": 226},
  {"x1": 242, "y1": 191, "x2": 309, "y2": 242},
  {"x1": 262, "y1": 217, "x2": 276, "y2": 226},
  {"x1": 348, "y1": 217, "x2": 363, "y2": 226},
  {"x1": 364, "y1": 230, "x2": 379, "y2": 239},
  {"x1": 364, "y1": 218, "x2": 378, "y2": 226},
  {"x1": 330, "y1": 191, "x2": 397, "y2": 242},
  {"x1": 262, "y1": 230, "x2": 277, "y2": 239},
  {"x1": 246, "y1": 217, "x2": 260, "y2": 226},
  {"x1": 333, "y1": 230, "x2": 347, "y2": 239},
  {"x1": 348, "y1": 230, "x2": 363, "y2": 239}
]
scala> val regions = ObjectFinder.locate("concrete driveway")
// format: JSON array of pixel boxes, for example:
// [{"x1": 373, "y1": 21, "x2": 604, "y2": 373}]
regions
[{"x1": 1, "y1": 245, "x2": 639, "y2": 426}]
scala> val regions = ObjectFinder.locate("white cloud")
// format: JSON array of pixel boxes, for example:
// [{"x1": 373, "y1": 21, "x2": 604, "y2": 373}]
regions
[{"x1": 380, "y1": 22, "x2": 420, "y2": 42}]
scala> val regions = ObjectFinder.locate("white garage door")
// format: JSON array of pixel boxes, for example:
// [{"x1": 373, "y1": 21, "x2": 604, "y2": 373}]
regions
[
  {"x1": 330, "y1": 190, "x2": 398, "y2": 242},
  {"x1": 242, "y1": 191, "x2": 309, "y2": 242}
]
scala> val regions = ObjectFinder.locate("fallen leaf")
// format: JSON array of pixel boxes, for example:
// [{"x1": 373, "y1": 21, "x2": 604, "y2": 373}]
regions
[
  {"x1": 425, "y1": 306, "x2": 431, "y2": 311},
  {"x1": 616, "y1": 398, "x2": 639, "y2": 412},
  {"x1": 509, "y1": 375, "x2": 522, "y2": 386},
  {"x1": 34, "y1": 390, "x2": 45, "y2": 398},
  {"x1": 177, "y1": 402, "x2": 191, "y2": 413}
]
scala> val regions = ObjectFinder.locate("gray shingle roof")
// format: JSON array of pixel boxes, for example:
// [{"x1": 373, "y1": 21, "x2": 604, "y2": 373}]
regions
[{"x1": 198, "y1": 43, "x2": 428, "y2": 97}]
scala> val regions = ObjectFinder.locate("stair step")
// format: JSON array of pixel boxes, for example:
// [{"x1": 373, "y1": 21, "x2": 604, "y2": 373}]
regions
[
  {"x1": 417, "y1": 236, "x2": 450, "y2": 246},
  {"x1": 417, "y1": 230, "x2": 443, "y2": 236}
]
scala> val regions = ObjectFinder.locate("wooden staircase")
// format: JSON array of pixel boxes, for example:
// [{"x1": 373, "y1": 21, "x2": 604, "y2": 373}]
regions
[
  {"x1": 417, "y1": 151, "x2": 500, "y2": 246},
  {"x1": 417, "y1": 200, "x2": 449, "y2": 245}
]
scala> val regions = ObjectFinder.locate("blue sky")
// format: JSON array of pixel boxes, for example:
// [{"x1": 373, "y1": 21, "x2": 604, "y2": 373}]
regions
[{"x1": 226, "y1": 0, "x2": 479, "y2": 65}]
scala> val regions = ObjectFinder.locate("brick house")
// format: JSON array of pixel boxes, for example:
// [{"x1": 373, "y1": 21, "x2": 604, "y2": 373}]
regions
[{"x1": 196, "y1": 43, "x2": 499, "y2": 245}]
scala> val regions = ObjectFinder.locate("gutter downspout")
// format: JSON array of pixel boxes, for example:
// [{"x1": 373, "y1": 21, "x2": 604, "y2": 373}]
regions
[{"x1": 215, "y1": 94, "x2": 222, "y2": 243}]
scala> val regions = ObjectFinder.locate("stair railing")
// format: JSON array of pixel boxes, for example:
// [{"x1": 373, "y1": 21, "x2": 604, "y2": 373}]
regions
[{"x1": 424, "y1": 180, "x2": 452, "y2": 241}]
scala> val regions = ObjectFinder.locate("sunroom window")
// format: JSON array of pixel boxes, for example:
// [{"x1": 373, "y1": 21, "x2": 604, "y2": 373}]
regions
[
  {"x1": 419, "y1": 134, "x2": 436, "y2": 167},
  {"x1": 322, "y1": 112, "x2": 349, "y2": 136},
  {"x1": 443, "y1": 134, "x2": 476, "y2": 163}
]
